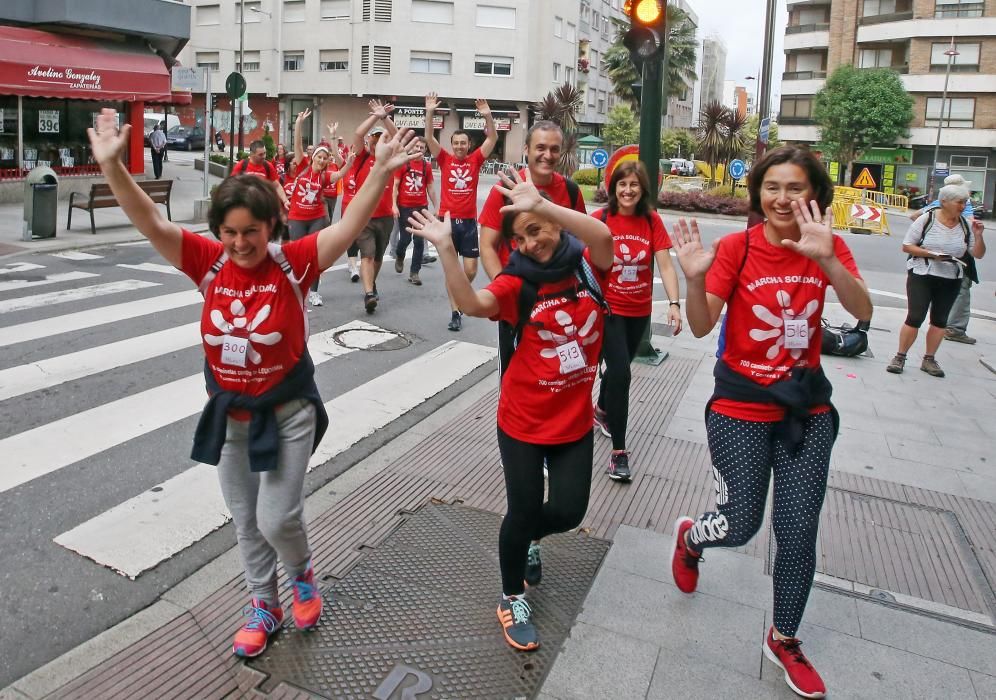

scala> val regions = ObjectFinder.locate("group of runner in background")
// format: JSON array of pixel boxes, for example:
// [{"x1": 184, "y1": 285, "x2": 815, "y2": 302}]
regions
[{"x1": 91, "y1": 91, "x2": 881, "y2": 699}]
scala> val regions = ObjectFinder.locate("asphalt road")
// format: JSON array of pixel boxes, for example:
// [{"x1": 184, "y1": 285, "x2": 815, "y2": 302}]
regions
[{"x1": 2, "y1": 182, "x2": 994, "y2": 687}]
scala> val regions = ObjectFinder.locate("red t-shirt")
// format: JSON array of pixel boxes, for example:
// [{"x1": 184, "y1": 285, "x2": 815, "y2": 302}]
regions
[
  {"x1": 479, "y1": 171, "x2": 587, "y2": 267},
  {"x1": 395, "y1": 160, "x2": 434, "y2": 208},
  {"x1": 180, "y1": 230, "x2": 320, "y2": 403},
  {"x1": 486, "y1": 249, "x2": 608, "y2": 444},
  {"x1": 436, "y1": 148, "x2": 485, "y2": 219},
  {"x1": 287, "y1": 160, "x2": 332, "y2": 221},
  {"x1": 236, "y1": 159, "x2": 278, "y2": 181},
  {"x1": 342, "y1": 149, "x2": 394, "y2": 218},
  {"x1": 706, "y1": 223, "x2": 862, "y2": 422},
  {"x1": 593, "y1": 208, "x2": 672, "y2": 317}
]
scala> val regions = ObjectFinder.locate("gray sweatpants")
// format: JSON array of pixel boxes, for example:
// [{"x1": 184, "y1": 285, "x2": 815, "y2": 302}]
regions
[
  {"x1": 216, "y1": 399, "x2": 317, "y2": 605},
  {"x1": 945, "y1": 276, "x2": 972, "y2": 334}
]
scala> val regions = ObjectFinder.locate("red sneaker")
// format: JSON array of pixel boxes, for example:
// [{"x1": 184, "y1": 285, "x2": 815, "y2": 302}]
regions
[
  {"x1": 291, "y1": 564, "x2": 323, "y2": 630},
  {"x1": 764, "y1": 627, "x2": 827, "y2": 698},
  {"x1": 232, "y1": 598, "x2": 284, "y2": 658},
  {"x1": 670, "y1": 517, "x2": 701, "y2": 593}
]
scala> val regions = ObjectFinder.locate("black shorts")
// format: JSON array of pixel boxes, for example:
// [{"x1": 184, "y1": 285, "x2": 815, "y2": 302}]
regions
[{"x1": 450, "y1": 217, "x2": 480, "y2": 258}]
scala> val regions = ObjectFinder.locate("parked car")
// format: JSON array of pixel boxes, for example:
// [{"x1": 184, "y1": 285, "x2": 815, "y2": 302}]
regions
[
  {"x1": 143, "y1": 113, "x2": 180, "y2": 146},
  {"x1": 166, "y1": 125, "x2": 206, "y2": 151},
  {"x1": 669, "y1": 158, "x2": 698, "y2": 177}
]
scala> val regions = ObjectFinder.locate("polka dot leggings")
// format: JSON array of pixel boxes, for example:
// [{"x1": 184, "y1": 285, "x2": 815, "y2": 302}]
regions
[{"x1": 687, "y1": 410, "x2": 835, "y2": 637}]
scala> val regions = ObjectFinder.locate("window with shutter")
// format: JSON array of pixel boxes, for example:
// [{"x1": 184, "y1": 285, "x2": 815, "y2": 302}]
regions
[
  {"x1": 375, "y1": 0, "x2": 392, "y2": 21},
  {"x1": 373, "y1": 46, "x2": 391, "y2": 73},
  {"x1": 362, "y1": 0, "x2": 371, "y2": 21},
  {"x1": 361, "y1": 45, "x2": 370, "y2": 74}
]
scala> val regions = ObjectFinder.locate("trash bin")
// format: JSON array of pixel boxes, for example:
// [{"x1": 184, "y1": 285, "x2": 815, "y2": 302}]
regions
[{"x1": 22, "y1": 165, "x2": 59, "y2": 241}]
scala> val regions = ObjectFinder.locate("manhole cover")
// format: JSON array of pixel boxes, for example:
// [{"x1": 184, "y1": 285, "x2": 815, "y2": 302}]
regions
[
  {"x1": 250, "y1": 503, "x2": 609, "y2": 699},
  {"x1": 333, "y1": 327, "x2": 412, "y2": 351},
  {"x1": 773, "y1": 488, "x2": 996, "y2": 619}
]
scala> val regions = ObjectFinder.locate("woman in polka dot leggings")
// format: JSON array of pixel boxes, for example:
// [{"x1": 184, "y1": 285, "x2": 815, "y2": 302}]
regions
[{"x1": 668, "y1": 146, "x2": 872, "y2": 700}]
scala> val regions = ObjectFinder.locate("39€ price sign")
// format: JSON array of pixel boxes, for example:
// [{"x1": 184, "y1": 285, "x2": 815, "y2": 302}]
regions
[{"x1": 38, "y1": 110, "x2": 60, "y2": 134}]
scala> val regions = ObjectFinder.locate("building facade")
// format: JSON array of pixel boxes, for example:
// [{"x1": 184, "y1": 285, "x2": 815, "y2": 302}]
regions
[
  {"x1": 779, "y1": 0, "x2": 996, "y2": 210},
  {"x1": 700, "y1": 35, "x2": 727, "y2": 108},
  {"x1": 576, "y1": 0, "x2": 628, "y2": 136},
  {"x1": 178, "y1": 0, "x2": 579, "y2": 163}
]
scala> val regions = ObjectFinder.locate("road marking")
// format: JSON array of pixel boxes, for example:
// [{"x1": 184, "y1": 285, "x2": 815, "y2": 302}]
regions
[
  {"x1": 0, "y1": 271, "x2": 98, "y2": 293},
  {"x1": 0, "y1": 322, "x2": 201, "y2": 402},
  {"x1": 51, "y1": 251, "x2": 103, "y2": 261},
  {"x1": 0, "y1": 290, "x2": 202, "y2": 348},
  {"x1": 0, "y1": 262, "x2": 45, "y2": 275},
  {"x1": 55, "y1": 339, "x2": 496, "y2": 578},
  {"x1": 117, "y1": 240, "x2": 151, "y2": 247},
  {"x1": 117, "y1": 262, "x2": 183, "y2": 276},
  {"x1": 0, "y1": 321, "x2": 387, "y2": 497},
  {"x1": 0, "y1": 279, "x2": 160, "y2": 315},
  {"x1": 866, "y1": 287, "x2": 996, "y2": 320}
]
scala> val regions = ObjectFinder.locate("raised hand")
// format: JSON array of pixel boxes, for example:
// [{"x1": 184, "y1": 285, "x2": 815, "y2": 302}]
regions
[
  {"x1": 786, "y1": 199, "x2": 834, "y2": 263},
  {"x1": 87, "y1": 108, "x2": 130, "y2": 167},
  {"x1": 475, "y1": 98, "x2": 492, "y2": 118},
  {"x1": 671, "y1": 218, "x2": 716, "y2": 280},
  {"x1": 374, "y1": 128, "x2": 420, "y2": 171},
  {"x1": 408, "y1": 209, "x2": 452, "y2": 247},
  {"x1": 326, "y1": 121, "x2": 339, "y2": 136},
  {"x1": 495, "y1": 168, "x2": 544, "y2": 215},
  {"x1": 972, "y1": 218, "x2": 985, "y2": 237},
  {"x1": 295, "y1": 108, "x2": 311, "y2": 124},
  {"x1": 368, "y1": 99, "x2": 393, "y2": 119},
  {"x1": 425, "y1": 92, "x2": 441, "y2": 112}
]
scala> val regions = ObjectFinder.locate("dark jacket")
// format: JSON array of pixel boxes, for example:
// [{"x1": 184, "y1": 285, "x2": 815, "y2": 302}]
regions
[{"x1": 191, "y1": 351, "x2": 329, "y2": 472}]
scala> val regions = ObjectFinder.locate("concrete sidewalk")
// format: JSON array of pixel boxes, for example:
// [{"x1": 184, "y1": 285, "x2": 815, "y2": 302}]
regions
[{"x1": 4, "y1": 295, "x2": 995, "y2": 699}]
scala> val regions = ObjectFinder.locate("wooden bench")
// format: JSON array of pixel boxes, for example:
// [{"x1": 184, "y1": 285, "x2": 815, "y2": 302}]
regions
[{"x1": 67, "y1": 180, "x2": 173, "y2": 234}]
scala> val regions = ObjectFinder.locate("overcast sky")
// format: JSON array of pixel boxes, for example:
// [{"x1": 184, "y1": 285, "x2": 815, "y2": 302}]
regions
[{"x1": 689, "y1": 0, "x2": 788, "y2": 105}]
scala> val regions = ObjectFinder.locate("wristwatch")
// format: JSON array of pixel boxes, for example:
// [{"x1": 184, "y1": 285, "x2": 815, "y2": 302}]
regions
[{"x1": 669, "y1": 301, "x2": 681, "y2": 307}]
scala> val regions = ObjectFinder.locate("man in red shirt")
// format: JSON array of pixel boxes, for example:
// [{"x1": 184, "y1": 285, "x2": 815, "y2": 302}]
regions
[
  {"x1": 425, "y1": 92, "x2": 498, "y2": 331},
  {"x1": 351, "y1": 99, "x2": 399, "y2": 314},
  {"x1": 230, "y1": 140, "x2": 290, "y2": 210},
  {"x1": 479, "y1": 121, "x2": 587, "y2": 373}
]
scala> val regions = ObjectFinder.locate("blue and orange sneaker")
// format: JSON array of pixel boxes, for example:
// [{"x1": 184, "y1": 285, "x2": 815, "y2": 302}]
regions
[
  {"x1": 232, "y1": 598, "x2": 283, "y2": 658},
  {"x1": 291, "y1": 564, "x2": 323, "y2": 630}
]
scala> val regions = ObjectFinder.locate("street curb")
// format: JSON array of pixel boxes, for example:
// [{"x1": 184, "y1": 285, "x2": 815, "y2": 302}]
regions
[
  {"x1": 0, "y1": 222, "x2": 211, "y2": 261},
  {"x1": 3, "y1": 369, "x2": 499, "y2": 700}
]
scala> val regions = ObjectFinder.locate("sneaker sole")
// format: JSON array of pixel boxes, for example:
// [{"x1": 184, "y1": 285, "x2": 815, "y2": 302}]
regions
[
  {"x1": 945, "y1": 335, "x2": 976, "y2": 344},
  {"x1": 496, "y1": 608, "x2": 540, "y2": 652},
  {"x1": 762, "y1": 642, "x2": 826, "y2": 699},
  {"x1": 670, "y1": 516, "x2": 697, "y2": 594},
  {"x1": 350, "y1": 275, "x2": 360, "y2": 283},
  {"x1": 919, "y1": 367, "x2": 945, "y2": 378},
  {"x1": 365, "y1": 299, "x2": 378, "y2": 314},
  {"x1": 606, "y1": 470, "x2": 631, "y2": 482},
  {"x1": 885, "y1": 366, "x2": 903, "y2": 374},
  {"x1": 293, "y1": 606, "x2": 322, "y2": 630}
]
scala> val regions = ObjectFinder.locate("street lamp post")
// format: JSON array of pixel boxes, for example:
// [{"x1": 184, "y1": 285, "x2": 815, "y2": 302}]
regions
[{"x1": 928, "y1": 38, "x2": 959, "y2": 202}]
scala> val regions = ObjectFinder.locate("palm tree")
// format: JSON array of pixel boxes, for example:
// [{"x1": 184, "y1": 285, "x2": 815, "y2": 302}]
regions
[
  {"x1": 532, "y1": 83, "x2": 584, "y2": 175},
  {"x1": 604, "y1": 7, "x2": 699, "y2": 108},
  {"x1": 697, "y1": 101, "x2": 726, "y2": 186},
  {"x1": 720, "y1": 108, "x2": 750, "y2": 187}
]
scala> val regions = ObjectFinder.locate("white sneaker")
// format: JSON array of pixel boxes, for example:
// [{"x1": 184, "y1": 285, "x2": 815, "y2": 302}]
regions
[
  {"x1": 307, "y1": 291, "x2": 323, "y2": 307},
  {"x1": 347, "y1": 262, "x2": 359, "y2": 283}
]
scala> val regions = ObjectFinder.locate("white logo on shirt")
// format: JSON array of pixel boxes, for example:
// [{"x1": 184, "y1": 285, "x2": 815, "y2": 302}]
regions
[
  {"x1": 449, "y1": 164, "x2": 472, "y2": 191},
  {"x1": 537, "y1": 309, "x2": 600, "y2": 358},
  {"x1": 404, "y1": 171, "x2": 423, "y2": 193},
  {"x1": 611, "y1": 243, "x2": 649, "y2": 284},
  {"x1": 294, "y1": 177, "x2": 322, "y2": 205},
  {"x1": 203, "y1": 299, "x2": 283, "y2": 365},
  {"x1": 747, "y1": 289, "x2": 818, "y2": 361}
]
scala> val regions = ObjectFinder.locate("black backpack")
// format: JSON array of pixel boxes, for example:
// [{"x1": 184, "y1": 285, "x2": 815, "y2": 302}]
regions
[
  {"x1": 821, "y1": 319, "x2": 870, "y2": 357},
  {"x1": 912, "y1": 209, "x2": 979, "y2": 283}
]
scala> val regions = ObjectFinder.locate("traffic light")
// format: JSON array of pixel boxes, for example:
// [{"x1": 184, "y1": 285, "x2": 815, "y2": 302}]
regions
[{"x1": 623, "y1": 0, "x2": 666, "y2": 69}]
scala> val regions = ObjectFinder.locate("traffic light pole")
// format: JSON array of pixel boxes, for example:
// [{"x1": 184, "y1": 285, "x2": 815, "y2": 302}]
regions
[{"x1": 635, "y1": 40, "x2": 668, "y2": 365}]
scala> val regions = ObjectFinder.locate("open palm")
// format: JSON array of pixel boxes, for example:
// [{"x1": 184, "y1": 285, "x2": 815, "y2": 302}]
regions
[
  {"x1": 671, "y1": 218, "x2": 716, "y2": 280},
  {"x1": 786, "y1": 199, "x2": 834, "y2": 262},
  {"x1": 87, "y1": 108, "x2": 129, "y2": 166},
  {"x1": 374, "y1": 129, "x2": 420, "y2": 171},
  {"x1": 408, "y1": 209, "x2": 452, "y2": 247}
]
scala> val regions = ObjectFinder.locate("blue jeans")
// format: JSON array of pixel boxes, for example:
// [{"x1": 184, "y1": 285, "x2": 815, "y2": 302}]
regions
[{"x1": 396, "y1": 205, "x2": 426, "y2": 274}]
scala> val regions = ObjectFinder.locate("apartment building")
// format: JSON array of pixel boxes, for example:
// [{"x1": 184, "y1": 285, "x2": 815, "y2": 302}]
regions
[
  {"x1": 779, "y1": 0, "x2": 996, "y2": 210},
  {"x1": 177, "y1": 0, "x2": 578, "y2": 162},
  {"x1": 700, "y1": 36, "x2": 727, "y2": 107},
  {"x1": 576, "y1": 0, "x2": 627, "y2": 136}
]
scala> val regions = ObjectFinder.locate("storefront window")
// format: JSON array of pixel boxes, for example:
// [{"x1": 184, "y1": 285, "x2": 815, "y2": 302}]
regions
[{"x1": 0, "y1": 96, "x2": 19, "y2": 178}]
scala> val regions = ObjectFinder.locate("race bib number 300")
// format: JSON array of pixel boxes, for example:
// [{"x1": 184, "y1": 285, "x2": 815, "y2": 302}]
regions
[
  {"x1": 221, "y1": 335, "x2": 248, "y2": 367},
  {"x1": 783, "y1": 318, "x2": 810, "y2": 350},
  {"x1": 557, "y1": 340, "x2": 586, "y2": 374}
]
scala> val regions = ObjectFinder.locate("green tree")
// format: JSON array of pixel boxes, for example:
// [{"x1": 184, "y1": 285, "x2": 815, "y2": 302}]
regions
[
  {"x1": 813, "y1": 65, "x2": 913, "y2": 182},
  {"x1": 532, "y1": 83, "x2": 585, "y2": 175},
  {"x1": 696, "y1": 101, "x2": 726, "y2": 184},
  {"x1": 604, "y1": 104, "x2": 639, "y2": 148},
  {"x1": 720, "y1": 108, "x2": 750, "y2": 184},
  {"x1": 604, "y1": 6, "x2": 699, "y2": 108},
  {"x1": 743, "y1": 114, "x2": 782, "y2": 150},
  {"x1": 261, "y1": 123, "x2": 276, "y2": 159},
  {"x1": 660, "y1": 128, "x2": 697, "y2": 159}
]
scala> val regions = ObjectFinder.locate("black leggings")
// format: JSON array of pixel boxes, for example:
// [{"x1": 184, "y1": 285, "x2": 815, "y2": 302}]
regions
[
  {"x1": 688, "y1": 411, "x2": 835, "y2": 637},
  {"x1": 904, "y1": 270, "x2": 962, "y2": 329},
  {"x1": 597, "y1": 314, "x2": 650, "y2": 451},
  {"x1": 497, "y1": 428, "x2": 594, "y2": 596}
]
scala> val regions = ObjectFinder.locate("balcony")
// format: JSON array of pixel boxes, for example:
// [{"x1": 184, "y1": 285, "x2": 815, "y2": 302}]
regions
[
  {"x1": 857, "y1": 16, "x2": 996, "y2": 44},
  {"x1": 779, "y1": 116, "x2": 816, "y2": 125},
  {"x1": 785, "y1": 28, "x2": 830, "y2": 51},
  {"x1": 786, "y1": 22, "x2": 829, "y2": 34},
  {"x1": 782, "y1": 70, "x2": 827, "y2": 80},
  {"x1": 859, "y1": 11, "x2": 913, "y2": 25}
]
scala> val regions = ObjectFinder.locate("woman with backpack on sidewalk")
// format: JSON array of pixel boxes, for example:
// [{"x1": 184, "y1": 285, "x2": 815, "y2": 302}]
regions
[
  {"x1": 886, "y1": 182, "x2": 985, "y2": 378},
  {"x1": 669, "y1": 146, "x2": 872, "y2": 699},
  {"x1": 591, "y1": 161, "x2": 682, "y2": 482},
  {"x1": 286, "y1": 109, "x2": 354, "y2": 307},
  {"x1": 407, "y1": 168, "x2": 612, "y2": 653},
  {"x1": 87, "y1": 108, "x2": 421, "y2": 660}
]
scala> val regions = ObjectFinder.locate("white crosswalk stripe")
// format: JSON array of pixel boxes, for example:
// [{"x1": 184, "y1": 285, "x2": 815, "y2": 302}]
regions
[
  {"x1": 0, "y1": 270, "x2": 98, "y2": 293},
  {"x1": 51, "y1": 251, "x2": 104, "y2": 261},
  {"x1": 0, "y1": 279, "x2": 161, "y2": 314},
  {"x1": 117, "y1": 262, "x2": 184, "y2": 275},
  {"x1": 0, "y1": 262, "x2": 45, "y2": 274},
  {"x1": 0, "y1": 269, "x2": 497, "y2": 579}
]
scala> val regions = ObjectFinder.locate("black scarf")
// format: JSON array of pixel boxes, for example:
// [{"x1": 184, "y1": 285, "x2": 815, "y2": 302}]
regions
[{"x1": 502, "y1": 231, "x2": 584, "y2": 284}]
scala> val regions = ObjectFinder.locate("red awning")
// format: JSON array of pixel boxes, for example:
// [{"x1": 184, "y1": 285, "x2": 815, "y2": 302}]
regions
[{"x1": 0, "y1": 26, "x2": 174, "y2": 102}]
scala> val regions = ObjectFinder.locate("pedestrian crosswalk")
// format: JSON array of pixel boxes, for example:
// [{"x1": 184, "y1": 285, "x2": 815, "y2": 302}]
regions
[{"x1": 0, "y1": 246, "x2": 497, "y2": 581}]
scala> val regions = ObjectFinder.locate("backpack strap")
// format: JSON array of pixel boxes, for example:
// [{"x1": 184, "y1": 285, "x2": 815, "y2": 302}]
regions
[
  {"x1": 513, "y1": 278, "x2": 540, "y2": 349},
  {"x1": 565, "y1": 176, "x2": 582, "y2": 211},
  {"x1": 267, "y1": 241, "x2": 310, "y2": 337},
  {"x1": 234, "y1": 159, "x2": 248, "y2": 175}
]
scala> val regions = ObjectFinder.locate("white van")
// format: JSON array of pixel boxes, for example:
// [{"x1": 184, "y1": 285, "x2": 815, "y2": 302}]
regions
[{"x1": 143, "y1": 113, "x2": 180, "y2": 145}]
